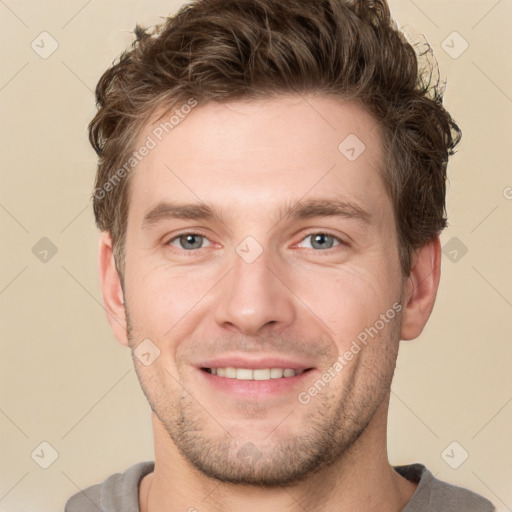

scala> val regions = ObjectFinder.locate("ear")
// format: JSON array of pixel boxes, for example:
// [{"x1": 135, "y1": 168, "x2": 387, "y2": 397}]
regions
[
  {"x1": 400, "y1": 236, "x2": 441, "y2": 341},
  {"x1": 98, "y1": 232, "x2": 129, "y2": 347}
]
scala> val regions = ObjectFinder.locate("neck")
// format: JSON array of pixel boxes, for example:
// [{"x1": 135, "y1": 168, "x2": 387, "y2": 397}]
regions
[{"x1": 139, "y1": 402, "x2": 417, "y2": 512}]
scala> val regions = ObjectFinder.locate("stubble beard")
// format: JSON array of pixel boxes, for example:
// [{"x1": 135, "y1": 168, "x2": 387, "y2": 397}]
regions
[{"x1": 126, "y1": 308, "x2": 398, "y2": 488}]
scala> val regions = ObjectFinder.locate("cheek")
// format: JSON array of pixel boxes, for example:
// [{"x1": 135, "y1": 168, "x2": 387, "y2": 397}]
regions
[
  {"x1": 292, "y1": 261, "x2": 401, "y2": 343},
  {"x1": 125, "y1": 262, "x2": 217, "y2": 336},
  {"x1": 124, "y1": 239, "x2": 402, "y2": 344}
]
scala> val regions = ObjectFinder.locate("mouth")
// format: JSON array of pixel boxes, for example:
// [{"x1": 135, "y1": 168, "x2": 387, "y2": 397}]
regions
[
  {"x1": 196, "y1": 357, "x2": 317, "y2": 397},
  {"x1": 201, "y1": 367, "x2": 314, "y2": 380}
]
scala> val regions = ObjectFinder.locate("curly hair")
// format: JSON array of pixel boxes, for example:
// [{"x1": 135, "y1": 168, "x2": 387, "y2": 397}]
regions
[{"x1": 89, "y1": 0, "x2": 461, "y2": 277}]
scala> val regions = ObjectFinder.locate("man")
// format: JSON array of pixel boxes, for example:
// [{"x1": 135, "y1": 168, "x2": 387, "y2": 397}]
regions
[{"x1": 65, "y1": 0, "x2": 495, "y2": 510}]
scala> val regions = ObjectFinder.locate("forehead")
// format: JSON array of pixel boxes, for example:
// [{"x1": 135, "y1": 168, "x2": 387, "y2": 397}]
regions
[{"x1": 128, "y1": 95, "x2": 390, "y2": 225}]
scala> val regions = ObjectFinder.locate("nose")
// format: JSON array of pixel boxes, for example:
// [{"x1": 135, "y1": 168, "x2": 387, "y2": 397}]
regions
[{"x1": 213, "y1": 244, "x2": 296, "y2": 336}]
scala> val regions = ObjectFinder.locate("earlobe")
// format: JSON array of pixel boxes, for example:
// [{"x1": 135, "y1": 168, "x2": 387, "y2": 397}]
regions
[
  {"x1": 98, "y1": 232, "x2": 129, "y2": 347},
  {"x1": 400, "y1": 237, "x2": 442, "y2": 341}
]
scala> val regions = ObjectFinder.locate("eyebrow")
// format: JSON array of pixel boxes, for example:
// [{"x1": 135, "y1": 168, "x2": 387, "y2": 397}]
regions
[
  {"x1": 141, "y1": 198, "x2": 371, "y2": 229},
  {"x1": 142, "y1": 202, "x2": 219, "y2": 229},
  {"x1": 279, "y1": 198, "x2": 371, "y2": 224}
]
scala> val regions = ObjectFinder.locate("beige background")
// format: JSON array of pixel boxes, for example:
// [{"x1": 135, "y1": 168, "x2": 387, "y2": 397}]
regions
[{"x1": 0, "y1": 0, "x2": 511, "y2": 510}]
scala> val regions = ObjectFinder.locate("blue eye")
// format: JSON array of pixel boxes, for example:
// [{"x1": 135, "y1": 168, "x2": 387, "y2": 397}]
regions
[
  {"x1": 166, "y1": 232, "x2": 344, "y2": 253},
  {"x1": 299, "y1": 233, "x2": 342, "y2": 250},
  {"x1": 168, "y1": 234, "x2": 211, "y2": 251}
]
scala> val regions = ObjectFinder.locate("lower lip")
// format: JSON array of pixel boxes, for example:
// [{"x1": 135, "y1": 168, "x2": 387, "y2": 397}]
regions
[{"x1": 197, "y1": 368, "x2": 316, "y2": 398}]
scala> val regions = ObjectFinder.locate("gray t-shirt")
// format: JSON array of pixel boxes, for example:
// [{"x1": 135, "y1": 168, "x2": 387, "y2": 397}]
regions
[{"x1": 64, "y1": 461, "x2": 495, "y2": 511}]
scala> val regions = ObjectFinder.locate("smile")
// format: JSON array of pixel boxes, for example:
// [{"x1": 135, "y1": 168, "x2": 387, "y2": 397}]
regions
[{"x1": 203, "y1": 367, "x2": 313, "y2": 380}]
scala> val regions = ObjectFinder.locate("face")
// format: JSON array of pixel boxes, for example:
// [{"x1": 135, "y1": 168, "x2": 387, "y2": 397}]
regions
[{"x1": 121, "y1": 95, "x2": 406, "y2": 486}]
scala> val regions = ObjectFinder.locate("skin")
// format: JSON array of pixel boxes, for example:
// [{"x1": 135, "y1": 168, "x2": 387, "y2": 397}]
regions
[{"x1": 98, "y1": 95, "x2": 441, "y2": 512}]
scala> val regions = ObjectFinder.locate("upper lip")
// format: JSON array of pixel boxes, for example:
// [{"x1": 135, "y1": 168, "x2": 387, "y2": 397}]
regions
[{"x1": 197, "y1": 356, "x2": 314, "y2": 371}]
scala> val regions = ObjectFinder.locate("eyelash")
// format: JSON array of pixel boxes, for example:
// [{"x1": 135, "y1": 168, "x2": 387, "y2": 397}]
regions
[{"x1": 165, "y1": 231, "x2": 346, "y2": 253}]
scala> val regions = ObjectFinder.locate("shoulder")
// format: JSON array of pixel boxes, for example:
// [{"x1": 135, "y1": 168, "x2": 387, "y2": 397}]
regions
[
  {"x1": 64, "y1": 461, "x2": 155, "y2": 512},
  {"x1": 395, "y1": 463, "x2": 495, "y2": 512},
  {"x1": 64, "y1": 484, "x2": 101, "y2": 511},
  {"x1": 64, "y1": 482, "x2": 101, "y2": 512}
]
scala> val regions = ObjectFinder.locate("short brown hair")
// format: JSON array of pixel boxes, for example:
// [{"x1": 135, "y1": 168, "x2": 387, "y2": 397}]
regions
[{"x1": 89, "y1": 0, "x2": 461, "y2": 277}]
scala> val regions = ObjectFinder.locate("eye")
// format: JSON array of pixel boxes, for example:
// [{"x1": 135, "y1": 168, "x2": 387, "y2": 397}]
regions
[
  {"x1": 167, "y1": 233, "x2": 212, "y2": 251},
  {"x1": 298, "y1": 233, "x2": 343, "y2": 250},
  {"x1": 165, "y1": 232, "x2": 344, "y2": 252}
]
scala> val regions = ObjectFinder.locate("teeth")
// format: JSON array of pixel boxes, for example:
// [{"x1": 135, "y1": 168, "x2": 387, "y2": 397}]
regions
[
  {"x1": 254, "y1": 369, "x2": 270, "y2": 380},
  {"x1": 225, "y1": 367, "x2": 237, "y2": 378},
  {"x1": 208, "y1": 367, "x2": 304, "y2": 380},
  {"x1": 236, "y1": 368, "x2": 253, "y2": 380},
  {"x1": 270, "y1": 368, "x2": 284, "y2": 378}
]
